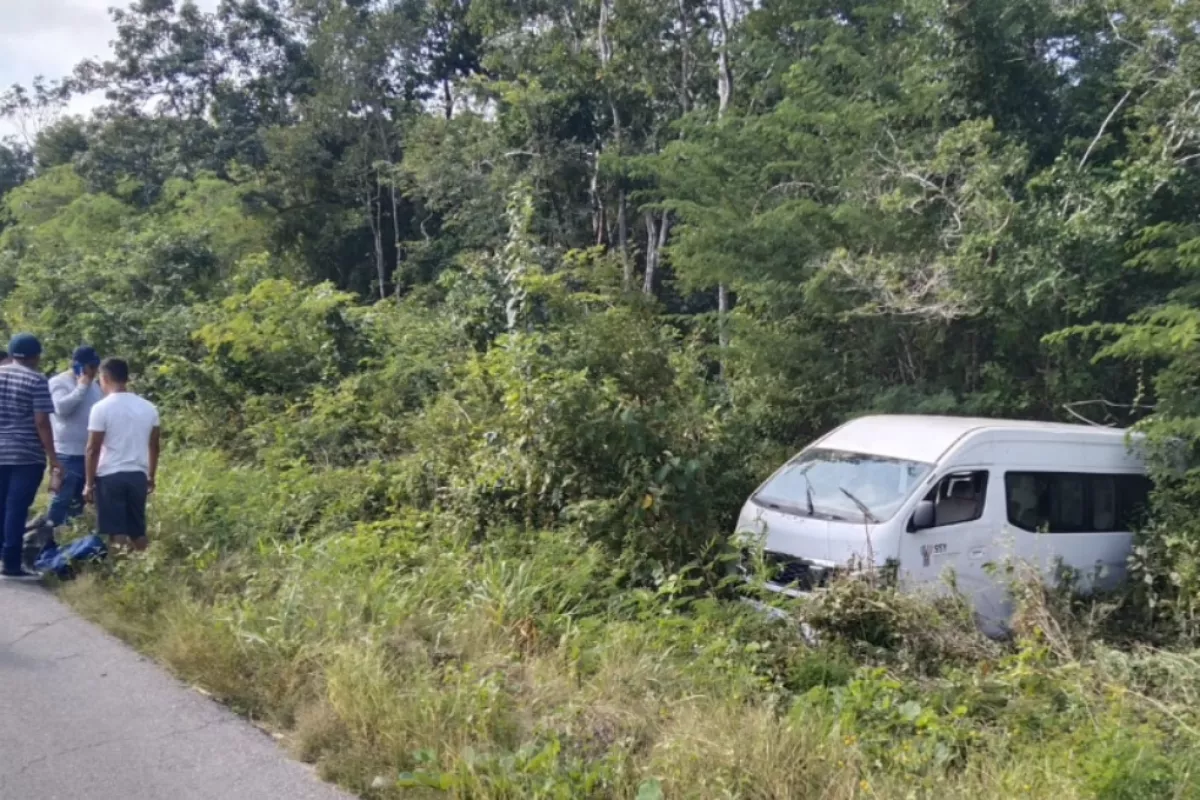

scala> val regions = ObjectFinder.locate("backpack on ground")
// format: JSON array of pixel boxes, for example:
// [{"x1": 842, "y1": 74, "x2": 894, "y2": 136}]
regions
[{"x1": 34, "y1": 535, "x2": 107, "y2": 579}]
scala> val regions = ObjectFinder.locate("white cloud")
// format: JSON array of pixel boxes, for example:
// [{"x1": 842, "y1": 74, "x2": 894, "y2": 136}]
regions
[{"x1": 0, "y1": 0, "x2": 218, "y2": 139}]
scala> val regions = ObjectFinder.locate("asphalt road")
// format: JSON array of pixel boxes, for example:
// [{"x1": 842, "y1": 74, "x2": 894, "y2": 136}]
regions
[{"x1": 0, "y1": 579, "x2": 355, "y2": 800}]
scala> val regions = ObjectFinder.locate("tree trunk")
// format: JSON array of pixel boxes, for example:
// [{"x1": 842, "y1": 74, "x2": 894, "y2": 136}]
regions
[
  {"x1": 715, "y1": 1, "x2": 733, "y2": 118},
  {"x1": 677, "y1": 0, "x2": 692, "y2": 113},
  {"x1": 368, "y1": 115, "x2": 393, "y2": 300},
  {"x1": 591, "y1": 144, "x2": 606, "y2": 245},
  {"x1": 644, "y1": 211, "x2": 659, "y2": 296},
  {"x1": 717, "y1": 280, "x2": 730, "y2": 351},
  {"x1": 390, "y1": 176, "x2": 403, "y2": 298},
  {"x1": 598, "y1": 0, "x2": 614, "y2": 67},
  {"x1": 371, "y1": 176, "x2": 386, "y2": 301},
  {"x1": 644, "y1": 211, "x2": 669, "y2": 296},
  {"x1": 715, "y1": 1, "x2": 734, "y2": 365},
  {"x1": 598, "y1": 0, "x2": 633, "y2": 290},
  {"x1": 619, "y1": 191, "x2": 632, "y2": 290}
]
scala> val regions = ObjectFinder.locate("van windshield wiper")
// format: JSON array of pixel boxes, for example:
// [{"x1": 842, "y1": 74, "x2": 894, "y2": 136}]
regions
[
  {"x1": 839, "y1": 487, "x2": 878, "y2": 524},
  {"x1": 799, "y1": 465, "x2": 816, "y2": 516}
]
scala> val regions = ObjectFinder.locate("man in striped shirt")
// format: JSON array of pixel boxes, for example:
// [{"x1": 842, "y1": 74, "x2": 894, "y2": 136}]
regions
[{"x1": 0, "y1": 334, "x2": 62, "y2": 578}]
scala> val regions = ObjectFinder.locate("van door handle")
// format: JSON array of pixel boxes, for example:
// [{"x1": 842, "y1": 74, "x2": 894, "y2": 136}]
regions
[{"x1": 970, "y1": 547, "x2": 985, "y2": 559}]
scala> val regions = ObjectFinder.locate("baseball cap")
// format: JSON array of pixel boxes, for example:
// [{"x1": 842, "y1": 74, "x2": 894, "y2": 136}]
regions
[
  {"x1": 7, "y1": 333, "x2": 42, "y2": 360},
  {"x1": 72, "y1": 346, "x2": 100, "y2": 366}
]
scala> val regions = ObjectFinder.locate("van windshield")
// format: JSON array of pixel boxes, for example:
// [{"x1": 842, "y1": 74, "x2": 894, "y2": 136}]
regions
[{"x1": 754, "y1": 449, "x2": 932, "y2": 523}]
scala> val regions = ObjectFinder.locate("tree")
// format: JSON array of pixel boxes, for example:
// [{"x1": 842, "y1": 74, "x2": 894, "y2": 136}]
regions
[{"x1": 0, "y1": 141, "x2": 32, "y2": 200}]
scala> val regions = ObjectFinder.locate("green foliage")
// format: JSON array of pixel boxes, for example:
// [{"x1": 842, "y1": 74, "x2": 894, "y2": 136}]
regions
[
  {"x1": 13, "y1": 0, "x2": 1200, "y2": 796},
  {"x1": 61, "y1": 459, "x2": 1200, "y2": 799},
  {"x1": 0, "y1": 140, "x2": 33, "y2": 213},
  {"x1": 402, "y1": 308, "x2": 742, "y2": 563},
  {"x1": 192, "y1": 279, "x2": 365, "y2": 398}
]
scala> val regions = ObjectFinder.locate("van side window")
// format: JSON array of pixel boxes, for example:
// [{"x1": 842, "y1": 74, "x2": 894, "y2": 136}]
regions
[
  {"x1": 923, "y1": 471, "x2": 989, "y2": 528},
  {"x1": 1004, "y1": 473, "x2": 1152, "y2": 533},
  {"x1": 1093, "y1": 477, "x2": 1117, "y2": 530}
]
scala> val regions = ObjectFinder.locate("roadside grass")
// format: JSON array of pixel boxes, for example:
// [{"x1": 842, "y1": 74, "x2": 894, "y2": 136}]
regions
[{"x1": 56, "y1": 453, "x2": 1200, "y2": 799}]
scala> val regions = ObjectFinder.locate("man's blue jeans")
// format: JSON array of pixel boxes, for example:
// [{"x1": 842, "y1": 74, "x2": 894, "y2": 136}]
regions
[
  {"x1": 46, "y1": 454, "x2": 86, "y2": 527},
  {"x1": 0, "y1": 463, "x2": 46, "y2": 573}
]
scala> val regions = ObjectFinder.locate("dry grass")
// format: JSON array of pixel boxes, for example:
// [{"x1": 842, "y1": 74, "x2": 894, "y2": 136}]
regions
[{"x1": 55, "y1": 521, "x2": 1200, "y2": 800}]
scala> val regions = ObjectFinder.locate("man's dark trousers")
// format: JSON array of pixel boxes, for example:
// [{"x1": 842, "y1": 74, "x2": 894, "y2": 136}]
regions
[
  {"x1": 46, "y1": 454, "x2": 86, "y2": 527},
  {"x1": 0, "y1": 463, "x2": 45, "y2": 573}
]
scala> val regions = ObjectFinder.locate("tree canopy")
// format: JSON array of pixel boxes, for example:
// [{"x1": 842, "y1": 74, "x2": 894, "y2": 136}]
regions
[
  {"x1": 11, "y1": 3, "x2": 1200, "y2": 795},
  {"x1": 5, "y1": 0, "x2": 1200, "y2": 623}
]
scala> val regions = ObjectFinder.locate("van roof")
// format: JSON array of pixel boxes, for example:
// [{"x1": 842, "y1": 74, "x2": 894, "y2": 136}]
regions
[{"x1": 818, "y1": 414, "x2": 1133, "y2": 464}]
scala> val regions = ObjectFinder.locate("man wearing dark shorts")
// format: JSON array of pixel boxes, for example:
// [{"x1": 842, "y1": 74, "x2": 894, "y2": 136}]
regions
[{"x1": 83, "y1": 359, "x2": 160, "y2": 551}]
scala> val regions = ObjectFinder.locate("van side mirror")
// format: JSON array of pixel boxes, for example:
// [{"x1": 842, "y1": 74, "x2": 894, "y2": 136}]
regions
[{"x1": 911, "y1": 501, "x2": 935, "y2": 532}]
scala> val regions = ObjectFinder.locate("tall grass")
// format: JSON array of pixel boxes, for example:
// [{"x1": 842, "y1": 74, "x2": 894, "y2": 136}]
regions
[{"x1": 58, "y1": 452, "x2": 1200, "y2": 799}]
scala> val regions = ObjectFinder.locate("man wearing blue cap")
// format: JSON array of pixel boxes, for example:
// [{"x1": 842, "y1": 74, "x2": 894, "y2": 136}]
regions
[
  {"x1": 24, "y1": 346, "x2": 103, "y2": 558},
  {"x1": 0, "y1": 333, "x2": 62, "y2": 578}
]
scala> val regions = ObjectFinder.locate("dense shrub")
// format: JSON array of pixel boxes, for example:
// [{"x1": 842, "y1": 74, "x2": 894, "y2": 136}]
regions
[
  {"x1": 62, "y1": 459, "x2": 1200, "y2": 798},
  {"x1": 10, "y1": 0, "x2": 1200, "y2": 794}
]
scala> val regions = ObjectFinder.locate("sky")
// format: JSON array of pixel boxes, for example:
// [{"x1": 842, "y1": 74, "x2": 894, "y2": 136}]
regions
[{"x1": 0, "y1": 0, "x2": 219, "y2": 139}]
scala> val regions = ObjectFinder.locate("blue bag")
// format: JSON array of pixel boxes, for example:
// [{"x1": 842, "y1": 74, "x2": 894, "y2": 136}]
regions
[{"x1": 34, "y1": 535, "x2": 108, "y2": 579}]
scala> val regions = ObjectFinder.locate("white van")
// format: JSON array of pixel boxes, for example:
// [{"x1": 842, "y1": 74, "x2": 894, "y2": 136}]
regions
[{"x1": 735, "y1": 415, "x2": 1153, "y2": 627}]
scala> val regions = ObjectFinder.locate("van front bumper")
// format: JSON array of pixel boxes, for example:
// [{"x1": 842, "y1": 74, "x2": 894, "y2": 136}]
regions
[{"x1": 739, "y1": 549, "x2": 838, "y2": 596}]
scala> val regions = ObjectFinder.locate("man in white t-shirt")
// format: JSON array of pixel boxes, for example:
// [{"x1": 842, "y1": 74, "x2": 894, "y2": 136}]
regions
[{"x1": 83, "y1": 358, "x2": 161, "y2": 551}]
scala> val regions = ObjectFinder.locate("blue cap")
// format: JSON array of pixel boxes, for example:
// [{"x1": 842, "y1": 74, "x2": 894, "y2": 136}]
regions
[
  {"x1": 8, "y1": 333, "x2": 42, "y2": 360},
  {"x1": 72, "y1": 346, "x2": 100, "y2": 366}
]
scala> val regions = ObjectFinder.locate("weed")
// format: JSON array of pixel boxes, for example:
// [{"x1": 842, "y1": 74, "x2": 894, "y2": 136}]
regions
[{"x1": 60, "y1": 458, "x2": 1200, "y2": 798}]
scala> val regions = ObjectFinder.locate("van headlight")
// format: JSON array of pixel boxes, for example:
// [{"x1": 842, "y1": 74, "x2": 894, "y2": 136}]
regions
[{"x1": 735, "y1": 503, "x2": 767, "y2": 538}]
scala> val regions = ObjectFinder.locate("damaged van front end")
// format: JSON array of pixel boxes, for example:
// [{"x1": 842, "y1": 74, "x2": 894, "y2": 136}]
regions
[{"x1": 734, "y1": 446, "x2": 931, "y2": 597}]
